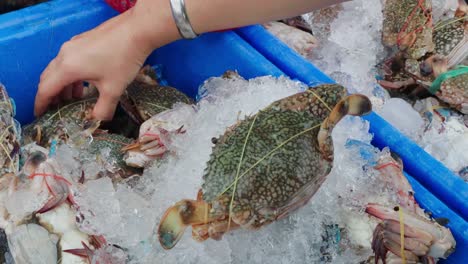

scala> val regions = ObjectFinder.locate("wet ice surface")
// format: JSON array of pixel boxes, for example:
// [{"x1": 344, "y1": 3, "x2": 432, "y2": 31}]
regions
[
  {"x1": 376, "y1": 98, "x2": 425, "y2": 142},
  {"x1": 107, "y1": 75, "x2": 399, "y2": 263},
  {"x1": 296, "y1": 0, "x2": 468, "y2": 179},
  {"x1": 303, "y1": 0, "x2": 386, "y2": 101}
]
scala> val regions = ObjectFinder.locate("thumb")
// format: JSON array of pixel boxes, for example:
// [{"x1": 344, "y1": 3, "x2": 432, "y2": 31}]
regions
[{"x1": 92, "y1": 90, "x2": 121, "y2": 121}]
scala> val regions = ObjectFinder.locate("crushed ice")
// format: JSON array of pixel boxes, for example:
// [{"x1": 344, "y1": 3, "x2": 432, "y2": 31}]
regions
[{"x1": 113, "y1": 75, "x2": 398, "y2": 263}]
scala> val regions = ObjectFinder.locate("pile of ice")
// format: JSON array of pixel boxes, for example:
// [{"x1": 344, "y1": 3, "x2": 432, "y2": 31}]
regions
[
  {"x1": 302, "y1": 0, "x2": 387, "y2": 104},
  {"x1": 69, "y1": 74, "x2": 397, "y2": 263},
  {"x1": 375, "y1": 97, "x2": 468, "y2": 180},
  {"x1": 298, "y1": 0, "x2": 467, "y2": 180}
]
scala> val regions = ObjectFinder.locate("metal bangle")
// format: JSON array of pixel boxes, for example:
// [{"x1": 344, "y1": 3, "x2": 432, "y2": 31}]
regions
[{"x1": 169, "y1": 0, "x2": 199, "y2": 39}]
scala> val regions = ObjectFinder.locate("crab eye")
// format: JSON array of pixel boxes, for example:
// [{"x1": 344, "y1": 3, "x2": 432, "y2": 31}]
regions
[{"x1": 420, "y1": 62, "x2": 433, "y2": 76}]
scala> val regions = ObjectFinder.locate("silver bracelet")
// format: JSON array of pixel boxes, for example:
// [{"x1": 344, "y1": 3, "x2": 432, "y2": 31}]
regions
[{"x1": 169, "y1": 0, "x2": 199, "y2": 39}]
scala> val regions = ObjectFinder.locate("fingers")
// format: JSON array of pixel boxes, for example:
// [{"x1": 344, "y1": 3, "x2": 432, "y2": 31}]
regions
[
  {"x1": 72, "y1": 82, "x2": 84, "y2": 99},
  {"x1": 92, "y1": 88, "x2": 121, "y2": 121},
  {"x1": 35, "y1": 56, "x2": 79, "y2": 116}
]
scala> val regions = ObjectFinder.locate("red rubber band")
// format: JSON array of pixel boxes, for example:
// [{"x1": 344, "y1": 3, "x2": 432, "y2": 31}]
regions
[
  {"x1": 29, "y1": 173, "x2": 72, "y2": 186},
  {"x1": 375, "y1": 162, "x2": 401, "y2": 170},
  {"x1": 396, "y1": 0, "x2": 432, "y2": 47}
]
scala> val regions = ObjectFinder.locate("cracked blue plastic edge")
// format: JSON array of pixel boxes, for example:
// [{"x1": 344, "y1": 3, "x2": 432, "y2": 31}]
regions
[{"x1": 235, "y1": 25, "x2": 468, "y2": 223}]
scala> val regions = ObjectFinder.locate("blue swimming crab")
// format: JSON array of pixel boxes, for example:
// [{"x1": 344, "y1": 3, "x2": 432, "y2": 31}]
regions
[
  {"x1": 22, "y1": 97, "x2": 100, "y2": 148},
  {"x1": 379, "y1": 0, "x2": 467, "y2": 109},
  {"x1": 121, "y1": 66, "x2": 194, "y2": 168},
  {"x1": 157, "y1": 84, "x2": 372, "y2": 249},
  {"x1": 0, "y1": 85, "x2": 20, "y2": 178},
  {"x1": 382, "y1": 0, "x2": 434, "y2": 60},
  {"x1": 366, "y1": 154, "x2": 456, "y2": 263},
  {"x1": 120, "y1": 65, "x2": 193, "y2": 124}
]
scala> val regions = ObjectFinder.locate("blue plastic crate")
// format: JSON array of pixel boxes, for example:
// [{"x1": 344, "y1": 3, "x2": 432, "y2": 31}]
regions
[{"x1": 0, "y1": 1, "x2": 466, "y2": 263}]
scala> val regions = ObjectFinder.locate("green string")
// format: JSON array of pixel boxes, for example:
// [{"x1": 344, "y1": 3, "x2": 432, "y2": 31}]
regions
[{"x1": 429, "y1": 65, "x2": 468, "y2": 94}]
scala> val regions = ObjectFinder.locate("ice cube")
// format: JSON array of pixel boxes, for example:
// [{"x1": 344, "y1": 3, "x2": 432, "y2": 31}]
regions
[
  {"x1": 377, "y1": 98, "x2": 425, "y2": 141},
  {"x1": 74, "y1": 177, "x2": 121, "y2": 237},
  {"x1": 7, "y1": 224, "x2": 58, "y2": 264}
]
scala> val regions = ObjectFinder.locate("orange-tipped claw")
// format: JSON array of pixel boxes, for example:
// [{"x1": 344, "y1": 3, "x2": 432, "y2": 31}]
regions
[{"x1": 158, "y1": 200, "x2": 212, "y2": 250}]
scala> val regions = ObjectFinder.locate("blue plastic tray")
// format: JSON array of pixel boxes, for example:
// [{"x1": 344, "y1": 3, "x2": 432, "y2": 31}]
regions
[{"x1": 0, "y1": 1, "x2": 466, "y2": 263}]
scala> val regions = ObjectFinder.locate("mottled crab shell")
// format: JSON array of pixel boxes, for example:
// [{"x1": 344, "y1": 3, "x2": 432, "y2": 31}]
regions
[
  {"x1": 437, "y1": 73, "x2": 468, "y2": 114},
  {"x1": 382, "y1": 0, "x2": 434, "y2": 59},
  {"x1": 22, "y1": 98, "x2": 97, "y2": 147},
  {"x1": 434, "y1": 16, "x2": 467, "y2": 67},
  {"x1": 88, "y1": 132, "x2": 141, "y2": 178},
  {"x1": 123, "y1": 70, "x2": 194, "y2": 123},
  {"x1": 201, "y1": 84, "x2": 347, "y2": 226},
  {"x1": 0, "y1": 84, "x2": 20, "y2": 176}
]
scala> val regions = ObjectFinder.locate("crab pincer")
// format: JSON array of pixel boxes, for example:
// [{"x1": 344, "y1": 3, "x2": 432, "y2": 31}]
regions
[
  {"x1": 366, "y1": 204, "x2": 455, "y2": 264},
  {"x1": 64, "y1": 235, "x2": 126, "y2": 264},
  {"x1": 123, "y1": 115, "x2": 186, "y2": 168}
]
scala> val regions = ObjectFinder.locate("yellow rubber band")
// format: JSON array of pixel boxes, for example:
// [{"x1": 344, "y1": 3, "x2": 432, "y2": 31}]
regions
[{"x1": 398, "y1": 207, "x2": 407, "y2": 264}]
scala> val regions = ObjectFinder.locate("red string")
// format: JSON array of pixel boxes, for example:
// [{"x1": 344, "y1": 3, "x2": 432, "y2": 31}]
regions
[
  {"x1": 375, "y1": 162, "x2": 401, "y2": 170},
  {"x1": 396, "y1": 0, "x2": 432, "y2": 47},
  {"x1": 29, "y1": 173, "x2": 72, "y2": 186},
  {"x1": 104, "y1": 0, "x2": 136, "y2": 13}
]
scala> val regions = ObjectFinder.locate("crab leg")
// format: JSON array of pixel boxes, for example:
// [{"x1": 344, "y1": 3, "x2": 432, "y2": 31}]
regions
[
  {"x1": 192, "y1": 219, "x2": 241, "y2": 242},
  {"x1": 158, "y1": 199, "x2": 215, "y2": 249},
  {"x1": 63, "y1": 241, "x2": 94, "y2": 260},
  {"x1": 378, "y1": 79, "x2": 417, "y2": 90},
  {"x1": 38, "y1": 178, "x2": 70, "y2": 214},
  {"x1": 318, "y1": 94, "x2": 372, "y2": 160}
]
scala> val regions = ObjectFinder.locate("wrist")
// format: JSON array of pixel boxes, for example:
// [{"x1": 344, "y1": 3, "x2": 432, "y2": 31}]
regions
[{"x1": 129, "y1": 0, "x2": 182, "y2": 54}]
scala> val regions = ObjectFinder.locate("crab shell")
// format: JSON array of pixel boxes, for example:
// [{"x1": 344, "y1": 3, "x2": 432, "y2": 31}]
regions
[
  {"x1": 434, "y1": 72, "x2": 468, "y2": 114},
  {"x1": 158, "y1": 84, "x2": 372, "y2": 249},
  {"x1": 88, "y1": 131, "x2": 142, "y2": 180},
  {"x1": 120, "y1": 66, "x2": 194, "y2": 124},
  {"x1": 382, "y1": 0, "x2": 434, "y2": 59},
  {"x1": 0, "y1": 84, "x2": 20, "y2": 177},
  {"x1": 22, "y1": 98, "x2": 98, "y2": 148},
  {"x1": 433, "y1": 15, "x2": 468, "y2": 68}
]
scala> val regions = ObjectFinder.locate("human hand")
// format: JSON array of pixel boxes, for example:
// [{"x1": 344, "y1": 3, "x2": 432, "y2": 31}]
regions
[{"x1": 35, "y1": 0, "x2": 179, "y2": 120}]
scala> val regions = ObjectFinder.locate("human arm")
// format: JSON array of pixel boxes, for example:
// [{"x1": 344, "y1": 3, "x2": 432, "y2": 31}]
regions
[{"x1": 35, "y1": 0, "x2": 348, "y2": 120}]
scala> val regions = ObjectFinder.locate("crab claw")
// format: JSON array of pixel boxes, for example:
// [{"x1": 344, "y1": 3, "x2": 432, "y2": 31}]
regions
[
  {"x1": 158, "y1": 200, "x2": 212, "y2": 250},
  {"x1": 366, "y1": 203, "x2": 456, "y2": 262},
  {"x1": 23, "y1": 151, "x2": 73, "y2": 214},
  {"x1": 63, "y1": 241, "x2": 94, "y2": 260},
  {"x1": 318, "y1": 94, "x2": 372, "y2": 160},
  {"x1": 455, "y1": 0, "x2": 467, "y2": 17},
  {"x1": 35, "y1": 178, "x2": 70, "y2": 214},
  {"x1": 378, "y1": 79, "x2": 417, "y2": 90},
  {"x1": 123, "y1": 117, "x2": 185, "y2": 168}
]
